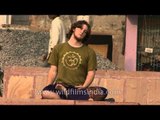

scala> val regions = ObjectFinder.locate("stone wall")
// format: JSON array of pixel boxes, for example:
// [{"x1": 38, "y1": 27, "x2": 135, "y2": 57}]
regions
[
  {"x1": 3, "y1": 66, "x2": 160, "y2": 105},
  {"x1": 91, "y1": 15, "x2": 126, "y2": 69}
]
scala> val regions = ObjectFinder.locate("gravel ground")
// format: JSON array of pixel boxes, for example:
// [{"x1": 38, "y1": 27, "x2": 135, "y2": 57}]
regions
[
  {"x1": 0, "y1": 29, "x2": 49, "y2": 69},
  {"x1": 0, "y1": 29, "x2": 119, "y2": 70}
]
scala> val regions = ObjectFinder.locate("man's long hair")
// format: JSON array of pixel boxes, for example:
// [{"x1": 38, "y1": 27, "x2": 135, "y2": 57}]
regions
[{"x1": 67, "y1": 20, "x2": 91, "y2": 44}]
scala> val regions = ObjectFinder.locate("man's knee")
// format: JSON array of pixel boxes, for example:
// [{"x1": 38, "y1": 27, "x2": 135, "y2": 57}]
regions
[
  {"x1": 41, "y1": 90, "x2": 51, "y2": 99},
  {"x1": 41, "y1": 90, "x2": 60, "y2": 99}
]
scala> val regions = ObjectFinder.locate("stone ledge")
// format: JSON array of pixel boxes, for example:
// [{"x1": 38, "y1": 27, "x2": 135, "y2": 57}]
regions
[
  {"x1": 75, "y1": 100, "x2": 139, "y2": 105},
  {"x1": 0, "y1": 98, "x2": 74, "y2": 105},
  {"x1": 0, "y1": 98, "x2": 139, "y2": 105},
  {"x1": 4, "y1": 66, "x2": 160, "y2": 104}
]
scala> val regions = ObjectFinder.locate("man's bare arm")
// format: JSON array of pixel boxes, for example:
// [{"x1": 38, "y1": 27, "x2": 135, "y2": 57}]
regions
[
  {"x1": 75, "y1": 70, "x2": 96, "y2": 89},
  {"x1": 47, "y1": 65, "x2": 57, "y2": 85}
]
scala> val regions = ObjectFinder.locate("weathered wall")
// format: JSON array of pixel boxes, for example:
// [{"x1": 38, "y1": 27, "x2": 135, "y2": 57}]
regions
[{"x1": 91, "y1": 15, "x2": 126, "y2": 69}]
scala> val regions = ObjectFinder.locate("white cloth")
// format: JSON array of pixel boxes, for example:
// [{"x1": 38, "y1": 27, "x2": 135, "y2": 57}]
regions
[{"x1": 48, "y1": 17, "x2": 66, "y2": 55}]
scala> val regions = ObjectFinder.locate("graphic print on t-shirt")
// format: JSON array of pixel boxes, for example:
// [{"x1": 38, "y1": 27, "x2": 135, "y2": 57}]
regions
[{"x1": 62, "y1": 51, "x2": 82, "y2": 70}]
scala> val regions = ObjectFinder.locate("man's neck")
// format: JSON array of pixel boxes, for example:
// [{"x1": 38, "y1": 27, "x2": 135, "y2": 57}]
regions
[{"x1": 68, "y1": 38, "x2": 83, "y2": 48}]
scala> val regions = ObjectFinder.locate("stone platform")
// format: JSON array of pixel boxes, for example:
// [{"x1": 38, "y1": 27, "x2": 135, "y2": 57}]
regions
[{"x1": 3, "y1": 66, "x2": 160, "y2": 105}]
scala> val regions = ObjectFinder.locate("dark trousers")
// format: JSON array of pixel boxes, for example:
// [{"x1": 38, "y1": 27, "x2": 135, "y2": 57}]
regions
[{"x1": 42, "y1": 83, "x2": 108, "y2": 101}]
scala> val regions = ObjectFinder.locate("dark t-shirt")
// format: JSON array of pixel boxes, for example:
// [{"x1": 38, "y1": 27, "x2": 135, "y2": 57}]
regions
[{"x1": 48, "y1": 42, "x2": 97, "y2": 86}]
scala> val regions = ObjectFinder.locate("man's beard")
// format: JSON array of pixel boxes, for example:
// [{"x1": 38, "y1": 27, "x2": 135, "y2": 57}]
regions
[{"x1": 74, "y1": 33, "x2": 83, "y2": 42}]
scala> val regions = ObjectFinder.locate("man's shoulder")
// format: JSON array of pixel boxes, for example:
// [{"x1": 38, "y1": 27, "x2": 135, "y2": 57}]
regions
[{"x1": 85, "y1": 45, "x2": 96, "y2": 53}]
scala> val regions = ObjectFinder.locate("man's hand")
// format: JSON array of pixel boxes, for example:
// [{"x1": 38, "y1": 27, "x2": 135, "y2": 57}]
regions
[
  {"x1": 55, "y1": 83, "x2": 68, "y2": 98},
  {"x1": 55, "y1": 84, "x2": 67, "y2": 91}
]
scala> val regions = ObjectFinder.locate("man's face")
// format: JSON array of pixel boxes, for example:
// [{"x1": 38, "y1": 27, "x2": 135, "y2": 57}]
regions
[{"x1": 73, "y1": 24, "x2": 88, "y2": 42}]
